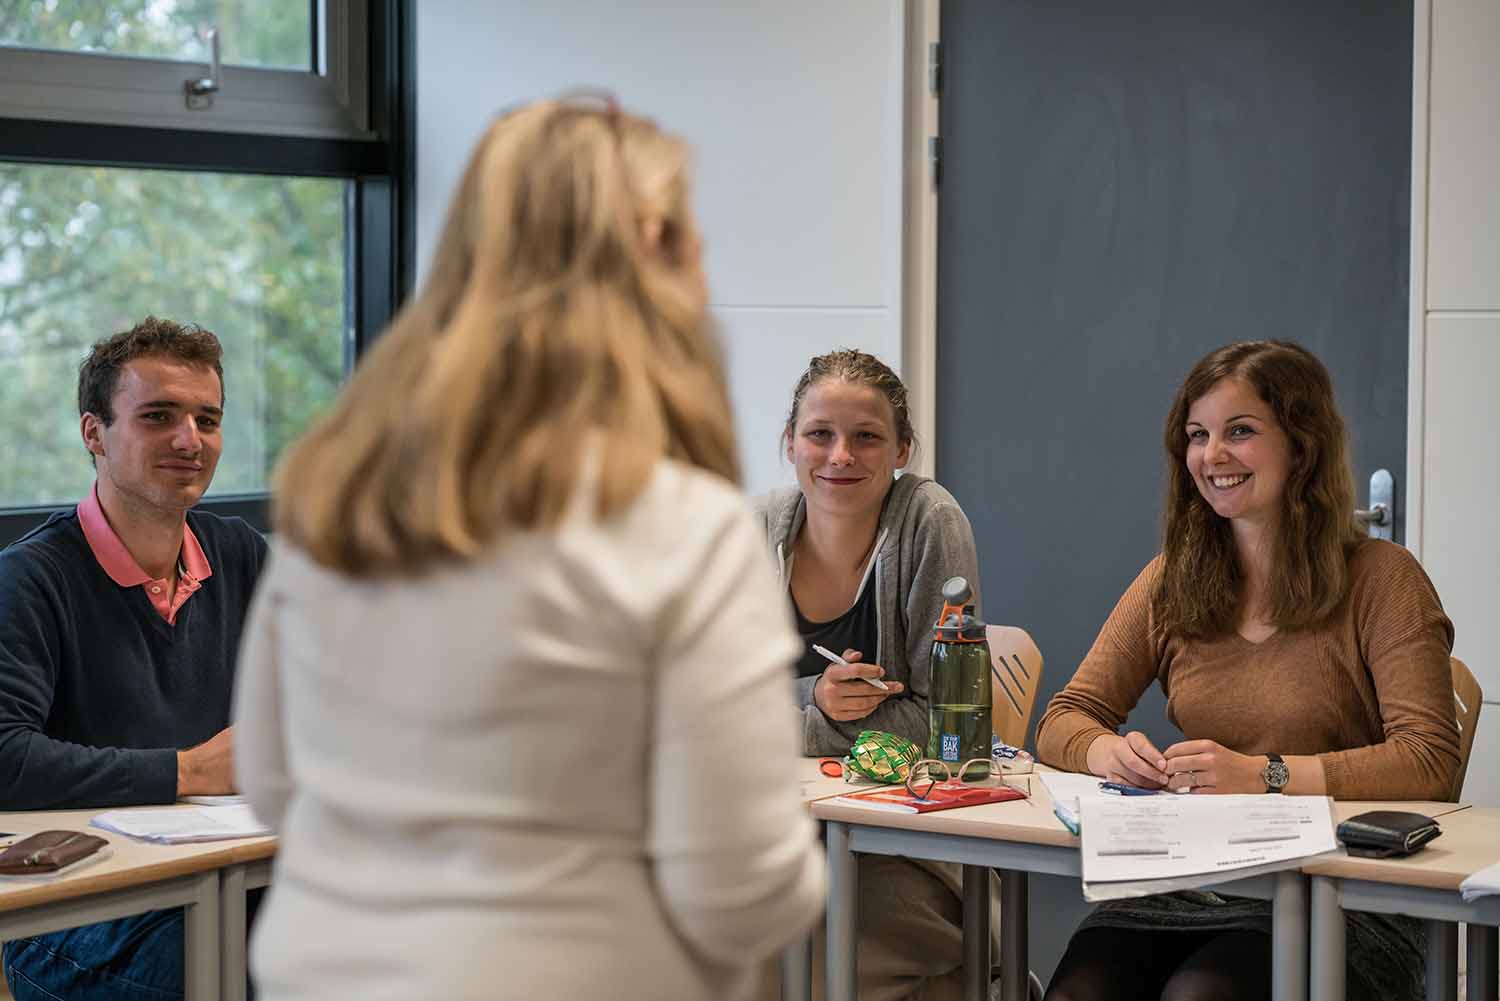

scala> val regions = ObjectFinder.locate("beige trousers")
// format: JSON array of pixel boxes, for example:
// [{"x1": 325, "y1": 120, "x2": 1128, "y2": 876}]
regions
[{"x1": 760, "y1": 854, "x2": 1003, "y2": 1001}]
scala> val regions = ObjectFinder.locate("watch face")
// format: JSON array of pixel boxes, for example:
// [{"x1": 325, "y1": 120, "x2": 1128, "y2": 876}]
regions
[{"x1": 1264, "y1": 760, "x2": 1291, "y2": 791}]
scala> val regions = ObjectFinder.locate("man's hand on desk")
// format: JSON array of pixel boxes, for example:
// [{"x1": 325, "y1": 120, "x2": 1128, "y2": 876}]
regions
[{"x1": 176, "y1": 726, "x2": 236, "y2": 796}]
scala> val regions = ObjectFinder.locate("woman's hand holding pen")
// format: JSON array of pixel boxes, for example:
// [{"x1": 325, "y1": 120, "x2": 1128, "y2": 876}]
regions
[
  {"x1": 1086, "y1": 730, "x2": 1169, "y2": 789},
  {"x1": 1161, "y1": 739, "x2": 1262, "y2": 794},
  {"x1": 813, "y1": 649, "x2": 903, "y2": 721}
]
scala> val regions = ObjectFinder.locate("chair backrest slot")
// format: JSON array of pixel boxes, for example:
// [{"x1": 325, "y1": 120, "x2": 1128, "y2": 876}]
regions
[{"x1": 986, "y1": 625, "x2": 1045, "y2": 749}]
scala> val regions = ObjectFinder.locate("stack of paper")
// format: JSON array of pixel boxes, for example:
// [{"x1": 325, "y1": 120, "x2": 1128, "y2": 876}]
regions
[
  {"x1": 92, "y1": 805, "x2": 271, "y2": 844},
  {"x1": 178, "y1": 794, "x2": 248, "y2": 807},
  {"x1": 1038, "y1": 771, "x2": 1109, "y2": 835},
  {"x1": 1460, "y1": 860, "x2": 1500, "y2": 902},
  {"x1": 1078, "y1": 794, "x2": 1340, "y2": 901}
]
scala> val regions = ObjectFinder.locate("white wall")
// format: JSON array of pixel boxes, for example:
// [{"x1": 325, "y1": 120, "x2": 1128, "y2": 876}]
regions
[
  {"x1": 415, "y1": 1, "x2": 908, "y2": 496},
  {"x1": 1409, "y1": 0, "x2": 1500, "y2": 805}
]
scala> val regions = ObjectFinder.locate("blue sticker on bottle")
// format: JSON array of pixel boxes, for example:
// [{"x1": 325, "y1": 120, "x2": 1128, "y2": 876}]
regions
[{"x1": 941, "y1": 733, "x2": 959, "y2": 761}]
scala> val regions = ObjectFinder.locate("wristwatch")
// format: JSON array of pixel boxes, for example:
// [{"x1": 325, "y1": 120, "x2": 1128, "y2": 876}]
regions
[{"x1": 1261, "y1": 753, "x2": 1290, "y2": 794}]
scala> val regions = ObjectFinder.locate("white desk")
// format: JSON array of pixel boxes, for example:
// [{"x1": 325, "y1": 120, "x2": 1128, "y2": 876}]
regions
[
  {"x1": 781, "y1": 758, "x2": 882, "y2": 1001},
  {"x1": 1303, "y1": 805, "x2": 1498, "y2": 1001},
  {"x1": 812, "y1": 777, "x2": 1295, "y2": 1001},
  {"x1": 0, "y1": 808, "x2": 275, "y2": 1001},
  {"x1": 810, "y1": 775, "x2": 1471, "y2": 1001}
]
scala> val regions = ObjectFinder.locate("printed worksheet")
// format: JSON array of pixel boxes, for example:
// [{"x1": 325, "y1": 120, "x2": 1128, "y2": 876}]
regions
[{"x1": 1079, "y1": 794, "x2": 1339, "y2": 900}]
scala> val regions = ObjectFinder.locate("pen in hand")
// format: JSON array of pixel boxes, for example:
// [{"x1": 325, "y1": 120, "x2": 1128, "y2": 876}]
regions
[{"x1": 812, "y1": 644, "x2": 890, "y2": 691}]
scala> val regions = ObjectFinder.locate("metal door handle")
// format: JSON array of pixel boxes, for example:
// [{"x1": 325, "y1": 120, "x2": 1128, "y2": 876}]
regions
[{"x1": 1357, "y1": 469, "x2": 1394, "y2": 541}]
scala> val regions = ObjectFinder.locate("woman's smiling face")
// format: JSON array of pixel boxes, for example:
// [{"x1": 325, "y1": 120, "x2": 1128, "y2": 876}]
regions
[
  {"x1": 787, "y1": 378, "x2": 910, "y2": 520},
  {"x1": 1184, "y1": 377, "x2": 1292, "y2": 529}
]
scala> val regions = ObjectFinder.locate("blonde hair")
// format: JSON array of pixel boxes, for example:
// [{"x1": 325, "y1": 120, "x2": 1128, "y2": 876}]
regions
[{"x1": 274, "y1": 98, "x2": 739, "y2": 575}]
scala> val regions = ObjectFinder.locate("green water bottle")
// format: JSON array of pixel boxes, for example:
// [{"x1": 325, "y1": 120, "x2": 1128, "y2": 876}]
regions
[{"x1": 926, "y1": 576, "x2": 992, "y2": 781}]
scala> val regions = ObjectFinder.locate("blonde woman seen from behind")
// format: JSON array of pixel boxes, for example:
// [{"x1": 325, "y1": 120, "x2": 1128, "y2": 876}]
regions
[{"x1": 233, "y1": 98, "x2": 824, "y2": 1001}]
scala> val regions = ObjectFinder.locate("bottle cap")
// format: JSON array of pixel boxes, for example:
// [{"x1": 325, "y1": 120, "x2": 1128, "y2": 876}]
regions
[
  {"x1": 934, "y1": 576, "x2": 987, "y2": 642},
  {"x1": 942, "y1": 577, "x2": 972, "y2": 606}
]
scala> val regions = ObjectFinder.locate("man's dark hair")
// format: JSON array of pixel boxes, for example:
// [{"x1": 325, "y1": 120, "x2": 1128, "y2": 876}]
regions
[{"x1": 78, "y1": 316, "x2": 225, "y2": 424}]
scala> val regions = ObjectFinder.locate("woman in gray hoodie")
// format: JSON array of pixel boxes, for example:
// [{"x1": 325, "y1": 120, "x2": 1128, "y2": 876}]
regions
[
  {"x1": 760, "y1": 349, "x2": 981, "y2": 757},
  {"x1": 758, "y1": 349, "x2": 997, "y2": 1001}
]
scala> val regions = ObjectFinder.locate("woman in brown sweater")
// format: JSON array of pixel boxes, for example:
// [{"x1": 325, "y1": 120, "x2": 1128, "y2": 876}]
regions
[{"x1": 1035, "y1": 341, "x2": 1459, "y2": 1001}]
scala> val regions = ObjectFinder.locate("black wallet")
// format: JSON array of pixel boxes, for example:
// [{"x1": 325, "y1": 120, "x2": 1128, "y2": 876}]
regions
[{"x1": 1336, "y1": 810, "x2": 1442, "y2": 858}]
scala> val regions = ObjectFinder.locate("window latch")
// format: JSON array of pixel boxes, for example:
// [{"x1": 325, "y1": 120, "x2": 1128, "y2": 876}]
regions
[{"x1": 184, "y1": 27, "x2": 221, "y2": 110}]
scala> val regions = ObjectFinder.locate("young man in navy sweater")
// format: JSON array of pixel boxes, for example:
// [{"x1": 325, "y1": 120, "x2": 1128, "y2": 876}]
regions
[{"x1": 0, "y1": 317, "x2": 268, "y2": 1001}]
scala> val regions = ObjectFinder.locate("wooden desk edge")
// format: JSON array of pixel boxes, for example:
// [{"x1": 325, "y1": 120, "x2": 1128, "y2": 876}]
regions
[
  {"x1": 810, "y1": 798, "x2": 1079, "y2": 847},
  {"x1": 0, "y1": 836, "x2": 279, "y2": 913}
]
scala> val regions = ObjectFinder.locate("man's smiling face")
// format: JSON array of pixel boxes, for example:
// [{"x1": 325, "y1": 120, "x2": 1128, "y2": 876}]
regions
[{"x1": 83, "y1": 355, "x2": 224, "y2": 516}]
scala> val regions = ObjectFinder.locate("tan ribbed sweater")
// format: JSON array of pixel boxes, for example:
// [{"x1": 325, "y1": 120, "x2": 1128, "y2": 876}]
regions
[{"x1": 1035, "y1": 540, "x2": 1460, "y2": 801}]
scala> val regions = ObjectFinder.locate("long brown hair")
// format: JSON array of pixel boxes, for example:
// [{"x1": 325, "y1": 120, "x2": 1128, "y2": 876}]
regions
[
  {"x1": 1153, "y1": 340, "x2": 1363, "y2": 638},
  {"x1": 274, "y1": 98, "x2": 738, "y2": 575}
]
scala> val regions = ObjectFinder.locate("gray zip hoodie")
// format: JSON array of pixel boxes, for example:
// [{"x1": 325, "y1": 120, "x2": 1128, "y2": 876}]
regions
[{"x1": 756, "y1": 474, "x2": 981, "y2": 756}]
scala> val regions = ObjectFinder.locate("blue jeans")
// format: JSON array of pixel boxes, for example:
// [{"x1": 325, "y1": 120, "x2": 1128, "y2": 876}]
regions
[{"x1": 3, "y1": 892, "x2": 261, "y2": 1001}]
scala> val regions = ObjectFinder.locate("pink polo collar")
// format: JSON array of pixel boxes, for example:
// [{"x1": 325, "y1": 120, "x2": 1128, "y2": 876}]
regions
[{"x1": 77, "y1": 483, "x2": 212, "y2": 623}]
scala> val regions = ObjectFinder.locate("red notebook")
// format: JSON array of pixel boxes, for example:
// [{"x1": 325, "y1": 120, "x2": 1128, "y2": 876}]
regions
[{"x1": 831, "y1": 781, "x2": 1026, "y2": 814}]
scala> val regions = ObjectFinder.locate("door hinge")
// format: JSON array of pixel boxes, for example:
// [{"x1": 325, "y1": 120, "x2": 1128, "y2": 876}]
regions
[
  {"x1": 928, "y1": 41, "x2": 942, "y2": 96},
  {"x1": 929, "y1": 135, "x2": 942, "y2": 189}
]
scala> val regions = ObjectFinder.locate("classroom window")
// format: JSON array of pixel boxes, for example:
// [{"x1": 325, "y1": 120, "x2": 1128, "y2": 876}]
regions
[
  {"x1": 0, "y1": 161, "x2": 349, "y2": 509},
  {"x1": 0, "y1": 0, "x2": 367, "y2": 139},
  {"x1": 0, "y1": 1, "x2": 315, "y2": 70}
]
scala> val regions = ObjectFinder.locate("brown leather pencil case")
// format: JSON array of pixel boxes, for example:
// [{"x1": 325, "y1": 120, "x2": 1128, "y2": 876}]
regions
[{"x1": 0, "y1": 830, "x2": 109, "y2": 874}]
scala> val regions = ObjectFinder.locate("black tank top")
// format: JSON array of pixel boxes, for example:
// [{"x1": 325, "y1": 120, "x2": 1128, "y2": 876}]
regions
[{"x1": 791, "y1": 578, "x2": 879, "y2": 679}]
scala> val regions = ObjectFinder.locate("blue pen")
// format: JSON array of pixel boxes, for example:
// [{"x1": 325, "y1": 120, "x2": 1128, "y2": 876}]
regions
[
  {"x1": 1098, "y1": 781, "x2": 1159, "y2": 796},
  {"x1": 1052, "y1": 802, "x2": 1080, "y2": 835}
]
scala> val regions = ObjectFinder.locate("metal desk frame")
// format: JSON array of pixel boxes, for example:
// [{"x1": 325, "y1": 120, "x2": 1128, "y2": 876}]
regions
[
  {"x1": 0, "y1": 869, "x2": 221, "y2": 998},
  {"x1": 0, "y1": 851, "x2": 275, "y2": 1001},
  {"x1": 1310, "y1": 875, "x2": 1500, "y2": 1001},
  {"x1": 822, "y1": 820, "x2": 1305, "y2": 1001},
  {"x1": 220, "y1": 856, "x2": 275, "y2": 1001}
]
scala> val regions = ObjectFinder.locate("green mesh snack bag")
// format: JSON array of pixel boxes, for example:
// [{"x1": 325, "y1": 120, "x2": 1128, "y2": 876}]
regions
[{"x1": 843, "y1": 730, "x2": 922, "y2": 784}]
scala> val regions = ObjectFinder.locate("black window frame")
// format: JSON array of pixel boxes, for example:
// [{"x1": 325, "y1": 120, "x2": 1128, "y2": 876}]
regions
[{"x1": 0, "y1": 0, "x2": 415, "y2": 547}]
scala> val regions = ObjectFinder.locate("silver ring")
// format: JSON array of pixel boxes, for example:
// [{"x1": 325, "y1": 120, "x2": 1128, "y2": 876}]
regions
[{"x1": 1189, "y1": 770, "x2": 1198, "y2": 787}]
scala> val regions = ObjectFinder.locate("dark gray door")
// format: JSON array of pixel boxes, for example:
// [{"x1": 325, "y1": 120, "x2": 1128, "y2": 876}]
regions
[{"x1": 934, "y1": 0, "x2": 1412, "y2": 983}]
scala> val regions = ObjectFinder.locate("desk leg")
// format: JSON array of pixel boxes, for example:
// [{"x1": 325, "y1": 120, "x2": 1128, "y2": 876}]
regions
[
  {"x1": 962, "y1": 865, "x2": 990, "y2": 1001},
  {"x1": 1272, "y1": 869, "x2": 1308, "y2": 1001},
  {"x1": 1426, "y1": 920, "x2": 1457, "y2": 1001},
  {"x1": 183, "y1": 870, "x2": 220, "y2": 1001},
  {"x1": 826, "y1": 822, "x2": 857, "y2": 1001},
  {"x1": 1468, "y1": 923, "x2": 1497, "y2": 1001},
  {"x1": 221, "y1": 864, "x2": 249, "y2": 1001},
  {"x1": 1310, "y1": 876, "x2": 1344, "y2": 1001},
  {"x1": 780, "y1": 933, "x2": 812, "y2": 1001},
  {"x1": 998, "y1": 869, "x2": 1028, "y2": 1001}
]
